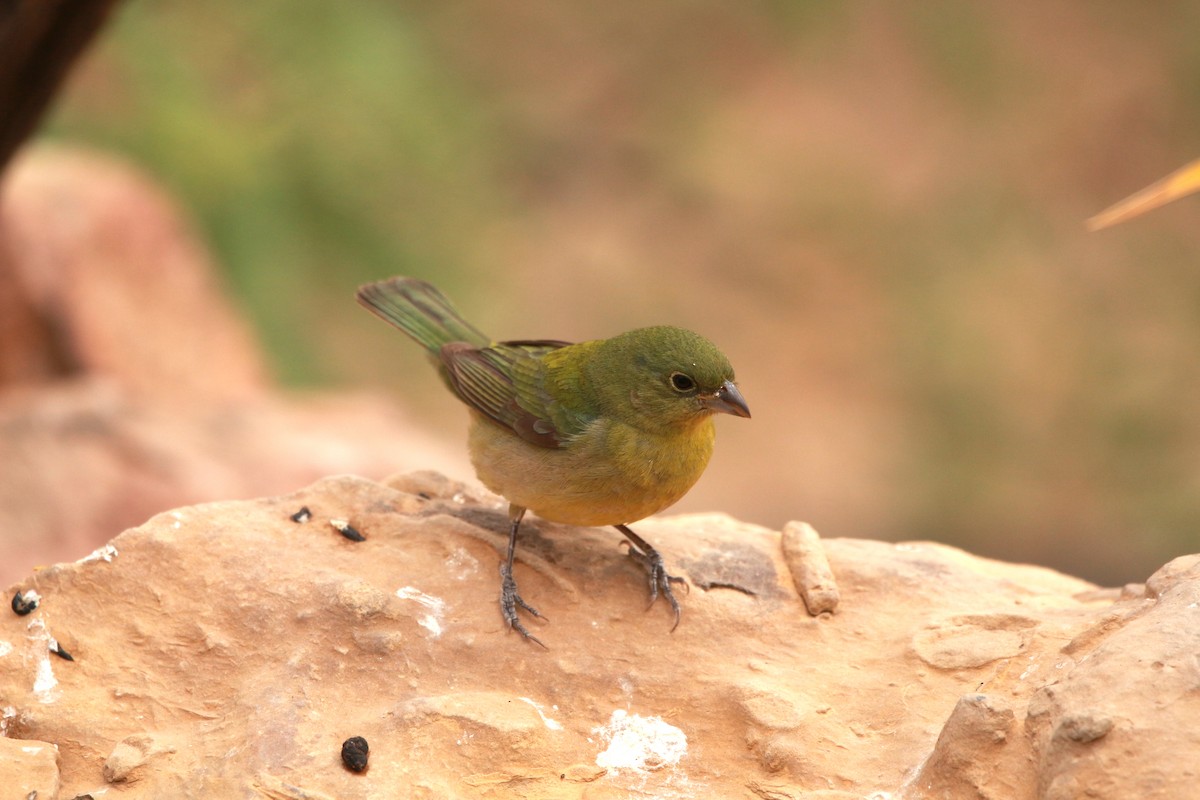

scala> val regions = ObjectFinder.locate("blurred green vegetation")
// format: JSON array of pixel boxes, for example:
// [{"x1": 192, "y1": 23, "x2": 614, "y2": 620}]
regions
[
  {"x1": 49, "y1": 1, "x2": 508, "y2": 384},
  {"x1": 41, "y1": 1, "x2": 1200, "y2": 584}
]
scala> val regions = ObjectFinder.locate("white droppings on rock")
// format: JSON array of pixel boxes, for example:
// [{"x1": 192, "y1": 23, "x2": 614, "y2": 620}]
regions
[
  {"x1": 0, "y1": 706, "x2": 15, "y2": 736},
  {"x1": 446, "y1": 547, "x2": 481, "y2": 580},
  {"x1": 79, "y1": 543, "x2": 118, "y2": 564},
  {"x1": 26, "y1": 618, "x2": 60, "y2": 703},
  {"x1": 395, "y1": 586, "x2": 446, "y2": 636},
  {"x1": 594, "y1": 710, "x2": 687, "y2": 772},
  {"x1": 519, "y1": 697, "x2": 563, "y2": 731},
  {"x1": 32, "y1": 655, "x2": 58, "y2": 703}
]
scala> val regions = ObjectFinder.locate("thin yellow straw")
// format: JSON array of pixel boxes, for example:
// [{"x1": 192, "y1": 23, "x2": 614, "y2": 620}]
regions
[{"x1": 1087, "y1": 158, "x2": 1200, "y2": 231}]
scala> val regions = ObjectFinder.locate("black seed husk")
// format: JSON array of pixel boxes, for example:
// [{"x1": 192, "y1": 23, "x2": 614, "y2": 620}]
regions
[{"x1": 341, "y1": 735, "x2": 369, "y2": 772}]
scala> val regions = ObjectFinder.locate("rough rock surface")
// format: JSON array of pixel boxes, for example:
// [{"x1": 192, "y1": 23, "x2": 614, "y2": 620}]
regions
[
  {"x1": 2, "y1": 472, "x2": 1196, "y2": 799},
  {"x1": 0, "y1": 735, "x2": 59, "y2": 798}
]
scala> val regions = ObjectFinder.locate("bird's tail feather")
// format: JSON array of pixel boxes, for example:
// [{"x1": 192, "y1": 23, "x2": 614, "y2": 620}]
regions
[{"x1": 356, "y1": 277, "x2": 490, "y2": 352}]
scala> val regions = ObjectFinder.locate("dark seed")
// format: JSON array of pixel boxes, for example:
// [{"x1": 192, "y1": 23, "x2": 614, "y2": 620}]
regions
[
  {"x1": 290, "y1": 506, "x2": 312, "y2": 523},
  {"x1": 50, "y1": 640, "x2": 74, "y2": 661},
  {"x1": 12, "y1": 590, "x2": 39, "y2": 616},
  {"x1": 341, "y1": 735, "x2": 369, "y2": 772},
  {"x1": 331, "y1": 519, "x2": 365, "y2": 542}
]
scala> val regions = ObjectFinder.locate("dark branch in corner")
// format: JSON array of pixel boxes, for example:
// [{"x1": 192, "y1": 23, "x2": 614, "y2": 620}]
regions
[{"x1": 0, "y1": 0, "x2": 122, "y2": 174}]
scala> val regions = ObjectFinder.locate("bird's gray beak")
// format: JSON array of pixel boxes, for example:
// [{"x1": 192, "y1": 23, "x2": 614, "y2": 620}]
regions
[{"x1": 702, "y1": 380, "x2": 751, "y2": 418}]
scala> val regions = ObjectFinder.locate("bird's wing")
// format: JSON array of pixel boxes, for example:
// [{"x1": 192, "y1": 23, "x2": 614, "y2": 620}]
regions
[{"x1": 438, "y1": 339, "x2": 585, "y2": 448}]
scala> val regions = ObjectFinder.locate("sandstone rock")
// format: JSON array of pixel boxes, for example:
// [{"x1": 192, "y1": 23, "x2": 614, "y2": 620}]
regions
[
  {"x1": 0, "y1": 379, "x2": 466, "y2": 587},
  {"x1": 1, "y1": 472, "x2": 1194, "y2": 798},
  {"x1": 0, "y1": 735, "x2": 60, "y2": 799},
  {"x1": 0, "y1": 238, "x2": 58, "y2": 386},
  {"x1": 902, "y1": 693, "x2": 1027, "y2": 799},
  {"x1": 102, "y1": 732, "x2": 175, "y2": 783},
  {"x1": 0, "y1": 145, "x2": 268, "y2": 402},
  {"x1": 1021, "y1": 555, "x2": 1200, "y2": 800}
]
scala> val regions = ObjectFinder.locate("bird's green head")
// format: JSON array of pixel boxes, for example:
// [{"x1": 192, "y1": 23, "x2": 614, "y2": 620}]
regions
[{"x1": 588, "y1": 325, "x2": 750, "y2": 431}]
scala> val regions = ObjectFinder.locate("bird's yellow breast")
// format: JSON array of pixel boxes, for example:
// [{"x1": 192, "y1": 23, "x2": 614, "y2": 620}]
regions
[{"x1": 466, "y1": 412, "x2": 716, "y2": 527}]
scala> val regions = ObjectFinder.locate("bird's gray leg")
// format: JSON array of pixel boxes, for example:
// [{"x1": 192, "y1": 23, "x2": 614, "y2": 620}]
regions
[
  {"x1": 614, "y1": 524, "x2": 687, "y2": 631},
  {"x1": 500, "y1": 504, "x2": 546, "y2": 647}
]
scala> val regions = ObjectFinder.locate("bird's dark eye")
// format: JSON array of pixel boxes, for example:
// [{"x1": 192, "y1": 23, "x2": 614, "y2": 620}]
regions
[{"x1": 669, "y1": 372, "x2": 697, "y2": 393}]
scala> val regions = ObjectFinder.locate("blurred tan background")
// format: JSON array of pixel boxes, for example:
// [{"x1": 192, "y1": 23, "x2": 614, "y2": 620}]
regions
[{"x1": 16, "y1": 1, "x2": 1200, "y2": 585}]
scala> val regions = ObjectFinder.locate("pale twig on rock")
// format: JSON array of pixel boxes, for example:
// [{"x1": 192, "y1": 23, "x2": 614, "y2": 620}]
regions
[{"x1": 781, "y1": 521, "x2": 840, "y2": 615}]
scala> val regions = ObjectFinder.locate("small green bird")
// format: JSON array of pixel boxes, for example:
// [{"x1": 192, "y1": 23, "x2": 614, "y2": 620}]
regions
[{"x1": 357, "y1": 277, "x2": 750, "y2": 644}]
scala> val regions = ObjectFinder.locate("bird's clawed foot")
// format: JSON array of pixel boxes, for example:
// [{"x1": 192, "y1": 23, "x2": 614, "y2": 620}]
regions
[
  {"x1": 616, "y1": 524, "x2": 687, "y2": 632},
  {"x1": 500, "y1": 562, "x2": 547, "y2": 648}
]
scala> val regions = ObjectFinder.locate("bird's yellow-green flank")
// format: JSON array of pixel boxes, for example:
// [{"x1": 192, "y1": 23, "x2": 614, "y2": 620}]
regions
[
  {"x1": 467, "y1": 404, "x2": 716, "y2": 527},
  {"x1": 356, "y1": 276, "x2": 749, "y2": 644}
]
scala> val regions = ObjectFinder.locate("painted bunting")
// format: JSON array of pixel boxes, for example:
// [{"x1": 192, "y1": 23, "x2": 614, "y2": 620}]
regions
[{"x1": 356, "y1": 277, "x2": 750, "y2": 644}]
